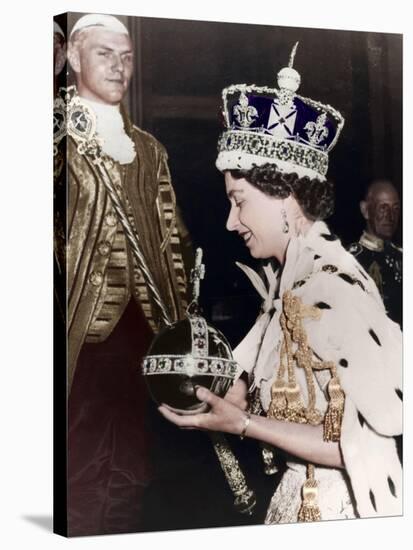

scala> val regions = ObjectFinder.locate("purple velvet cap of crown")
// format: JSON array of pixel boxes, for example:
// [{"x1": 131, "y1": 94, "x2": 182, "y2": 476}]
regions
[
  {"x1": 226, "y1": 93, "x2": 338, "y2": 151},
  {"x1": 216, "y1": 45, "x2": 345, "y2": 181}
]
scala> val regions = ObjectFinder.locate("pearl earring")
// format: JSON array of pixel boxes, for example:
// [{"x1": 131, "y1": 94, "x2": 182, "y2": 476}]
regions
[{"x1": 281, "y1": 208, "x2": 289, "y2": 234}]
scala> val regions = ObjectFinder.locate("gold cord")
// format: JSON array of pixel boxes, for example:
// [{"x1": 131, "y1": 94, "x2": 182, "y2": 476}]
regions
[{"x1": 267, "y1": 290, "x2": 346, "y2": 522}]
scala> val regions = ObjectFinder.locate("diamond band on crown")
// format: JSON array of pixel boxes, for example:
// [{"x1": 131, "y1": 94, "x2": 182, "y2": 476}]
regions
[{"x1": 217, "y1": 130, "x2": 329, "y2": 179}]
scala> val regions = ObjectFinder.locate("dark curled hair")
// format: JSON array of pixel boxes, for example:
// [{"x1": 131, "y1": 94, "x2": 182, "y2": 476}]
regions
[{"x1": 229, "y1": 163, "x2": 334, "y2": 220}]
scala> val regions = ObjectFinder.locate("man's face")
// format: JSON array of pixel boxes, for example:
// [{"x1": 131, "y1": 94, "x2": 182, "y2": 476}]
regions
[
  {"x1": 70, "y1": 28, "x2": 133, "y2": 105},
  {"x1": 363, "y1": 184, "x2": 400, "y2": 240}
]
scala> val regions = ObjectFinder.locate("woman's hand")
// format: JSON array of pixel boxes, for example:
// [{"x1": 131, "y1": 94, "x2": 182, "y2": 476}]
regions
[
  {"x1": 158, "y1": 386, "x2": 247, "y2": 436},
  {"x1": 158, "y1": 385, "x2": 344, "y2": 468},
  {"x1": 225, "y1": 377, "x2": 248, "y2": 410}
]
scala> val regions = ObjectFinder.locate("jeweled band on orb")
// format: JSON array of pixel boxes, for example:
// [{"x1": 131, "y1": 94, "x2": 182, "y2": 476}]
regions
[{"x1": 142, "y1": 354, "x2": 238, "y2": 378}]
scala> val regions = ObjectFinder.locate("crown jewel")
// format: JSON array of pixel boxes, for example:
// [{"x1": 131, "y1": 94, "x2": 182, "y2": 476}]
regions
[
  {"x1": 216, "y1": 43, "x2": 344, "y2": 181},
  {"x1": 142, "y1": 249, "x2": 237, "y2": 414}
]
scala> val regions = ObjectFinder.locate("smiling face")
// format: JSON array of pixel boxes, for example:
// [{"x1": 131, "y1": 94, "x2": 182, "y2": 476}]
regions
[
  {"x1": 225, "y1": 172, "x2": 292, "y2": 263},
  {"x1": 361, "y1": 181, "x2": 400, "y2": 240},
  {"x1": 69, "y1": 28, "x2": 133, "y2": 105}
]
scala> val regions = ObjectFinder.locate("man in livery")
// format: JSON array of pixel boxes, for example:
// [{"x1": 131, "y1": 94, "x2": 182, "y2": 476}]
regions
[
  {"x1": 348, "y1": 179, "x2": 402, "y2": 327},
  {"x1": 60, "y1": 14, "x2": 188, "y2": 535}
]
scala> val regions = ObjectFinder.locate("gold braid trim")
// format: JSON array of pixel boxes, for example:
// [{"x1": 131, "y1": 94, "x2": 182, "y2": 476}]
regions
[
  {"x1": 298, "y1": 464, "x2": 322, "y2": 522},
  {"x1": 268, "y1": 291, "x2": 321, "y2": 424},
  {"x1": 157, "y1": 162, "x2": 177, "y2": 253},
  {"x1": 268, "y1": 289, "x2": 345, "y2": 434},
  {"x1": 265, "y1": 290, "x2": 346, "y2": 521}
]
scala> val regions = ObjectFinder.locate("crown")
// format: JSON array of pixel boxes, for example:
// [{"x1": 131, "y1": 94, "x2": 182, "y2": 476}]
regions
[{"x1": 216, "y1": 43, "x2": 345, "y2": 181}]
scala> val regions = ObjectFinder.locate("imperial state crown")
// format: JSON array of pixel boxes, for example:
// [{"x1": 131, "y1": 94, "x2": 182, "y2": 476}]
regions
[{"x1": 216, "y1": 42, "x2": 345, "y2": 181}]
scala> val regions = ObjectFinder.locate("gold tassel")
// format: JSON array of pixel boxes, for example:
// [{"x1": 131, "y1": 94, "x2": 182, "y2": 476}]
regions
[
  {"x1": 298, "y1": 465, "x2": 322, "y2": 522},
  {"x1": 324, "y1": 375, "x2": 345, "y2": 442},
  {"x1": 268, "y1": 379, "x2": 287, "y2": 419},
  {"x1": 285, "y1": 381, "x2": 307, "y2": 423}
]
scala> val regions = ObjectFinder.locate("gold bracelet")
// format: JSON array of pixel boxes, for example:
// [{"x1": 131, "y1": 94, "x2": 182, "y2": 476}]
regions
[{"x1": 240, "y1": 412, "x2": 251, "y2": 440}]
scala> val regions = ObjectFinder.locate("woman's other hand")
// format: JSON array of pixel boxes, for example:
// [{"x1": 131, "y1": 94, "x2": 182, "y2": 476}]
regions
[
  {"x1": 225, "y1": 377, "x2": 248, "y2": 410},
  {"x1": 158, "y1": 386, "x2": 247, "y2": 436}
]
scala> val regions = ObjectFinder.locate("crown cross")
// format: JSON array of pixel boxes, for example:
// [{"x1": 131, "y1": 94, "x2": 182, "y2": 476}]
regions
[
  {"x1": 304, "y1": 112, "x2": 329, "y2": 146},
  {"x1": 267, "y1": 102, "x2": 297, "y2": 135},
  {"x1": 233, "y1": 92, "x2": 258, "y2": 128}
]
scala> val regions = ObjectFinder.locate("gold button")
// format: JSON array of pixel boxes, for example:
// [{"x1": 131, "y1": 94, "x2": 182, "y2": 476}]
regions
[
  {"x1": 104, "y1": 212, "x2": 117, "y2": 227},
  {"x1": 97, "y1": 241, "x2": 111, "y2": 256},
  {"x1": 89, "y1": 271, "x2": 104, "y2": 286}
]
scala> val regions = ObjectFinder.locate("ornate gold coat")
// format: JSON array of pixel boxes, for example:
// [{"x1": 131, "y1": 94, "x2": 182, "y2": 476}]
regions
[{"x1": 66, "y1": 107, "x2": 188, "y2": 389}]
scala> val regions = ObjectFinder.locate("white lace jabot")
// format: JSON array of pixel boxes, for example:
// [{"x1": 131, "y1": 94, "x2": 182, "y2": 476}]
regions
[{"x1": 82, "y1": 98, "x2": 136, "y2": 165}]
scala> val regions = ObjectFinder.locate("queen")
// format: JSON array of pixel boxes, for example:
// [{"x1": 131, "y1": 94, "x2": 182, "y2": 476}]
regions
[{"x1": 159, "y1": 44, "x2": 402, "y2": 523}]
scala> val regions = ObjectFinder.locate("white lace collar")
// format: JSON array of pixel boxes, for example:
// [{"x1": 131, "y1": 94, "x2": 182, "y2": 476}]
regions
[{"x1": 81, "y1": 98, "x2": 136, "y2": 165}]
